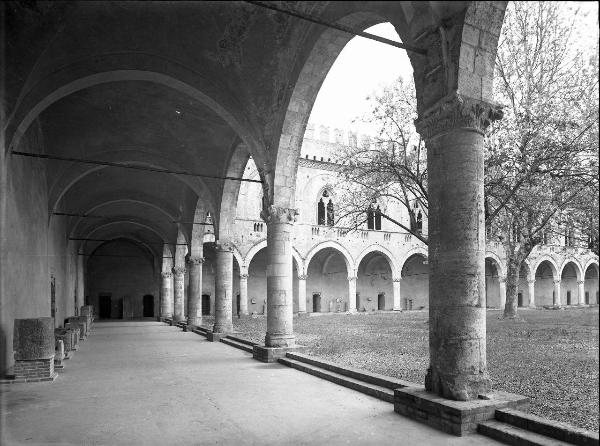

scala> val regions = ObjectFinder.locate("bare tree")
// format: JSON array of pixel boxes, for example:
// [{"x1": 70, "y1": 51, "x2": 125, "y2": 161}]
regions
[
  {"x1": 486, "y1": 0, "x2": 599, "y2": 318},
  {"x1": 334, "y1": 77, "x2": 428, "y2": 244},
  {"x1": 334, "y1": 2, "x2": 598, "y2": 319}
]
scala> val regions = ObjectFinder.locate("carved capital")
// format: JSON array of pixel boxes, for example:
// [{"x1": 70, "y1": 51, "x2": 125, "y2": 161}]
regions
[
  {"x1": 215, "y1": 241, "x2": 233, "y2": 252},
  {"x1": 240, "y1": 273, "x2": 249, "y2": 280},
  {"x1": 188, "y1": 257, "x2": 204, "y2": 265},
  {"x1": 347, "y1": 276, "x2": 357, "y2": 282},
  {"x1": 527, "y1": 279, "x2": 536, "y2": 285},
  {"x1": 577, "y1": 280, "x2": 585, "y2": 285},
  {"x1": 172, "y1": 266, "x2": 186, "y2": 275},
  {"x1": 260, "y1": 205, "x2": 298, "y2": 224},
  {"x1": 161, "y1": 272, "x2": 172, "y2": 279},
  {"x1": 414, "y1": 92, "x2": 503, "y2": 140},
  {"x1": 499, "y1": 276, "x2": 506, "y2": 283},
  {"x1": 297, "y1": 274, "x2": 307, "y2": 281},
  {"x1": 553, "y1": 279, "x2": 561, "y2": 285},
  {"x1": 392, "y1": 277, "x2": 402, "y2": 282}
]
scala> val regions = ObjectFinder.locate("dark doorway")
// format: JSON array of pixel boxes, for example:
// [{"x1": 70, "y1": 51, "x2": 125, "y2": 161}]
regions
[
  {"x1": 236, "y1": 294, "x2": 240, "y2": 317},
  {"x1": 99, "y1": 294, "x2": 111, "y2": 318},
  {"x1": 585, "y1": 291, "x2": 589, "y2": 304},
  {"x1": 517, "y1": 293, "x2": 523, "y2": 307},
  {"x1": 143, "y1": 295, "x2": 154, "y2": 317},
  {"x1": 566, "y1": 291, "x2": 571, "y2": 305},
  {"x1": 202, "y1": 294, "x2": 211, "y2": 315},
  {"x1": 378, "y1": 293, "x2": 385, "y2": 310},
  {"x1": 117, "y1": 298, "x2": 123, "y2": 319},
  {"x1": 313, "y1": 294, "x2": 321, "y2": 312},
  {"x1": 355, "y1": 293, "x2": 360, "y2": 311}
]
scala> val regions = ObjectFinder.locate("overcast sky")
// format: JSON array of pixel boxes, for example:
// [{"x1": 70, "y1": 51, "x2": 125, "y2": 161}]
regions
[{"x1": 308, "y1": 2, "x2": 598, "y2": 139}]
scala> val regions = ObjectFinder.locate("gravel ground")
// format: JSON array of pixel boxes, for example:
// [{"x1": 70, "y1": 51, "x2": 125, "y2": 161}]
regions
[{"x1": 202, "y1": 306, "x2": 599, "y2": 432}]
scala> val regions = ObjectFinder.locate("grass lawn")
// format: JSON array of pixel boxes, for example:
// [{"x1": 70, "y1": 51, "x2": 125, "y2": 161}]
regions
[{"x1": 215, "y1": 307, "x2": 599, "y2": 432}]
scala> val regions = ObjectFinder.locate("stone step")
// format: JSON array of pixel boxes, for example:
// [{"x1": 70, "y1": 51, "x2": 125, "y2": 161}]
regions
[
  {"x1": 278, "y1": 357, "x2": 395, "y2": 403},
  {"x1": 285, "y1": 352, "x2": 418, "y2": 390},
  {"x1": 224, "y1": 335, "x2": 256, "y2": 347},
  {"x1": 494, "y1": 408, "x2": 599, "y2": 446},
  {"x1": 220, "y1": 337, "x2": 254, "y2": 353},
  {"x1": 478, "y1": 420, "x2": 574, "y2": 446},
  {"x1": 192, "y1": 326, "x2": 210, "y2": 337}
]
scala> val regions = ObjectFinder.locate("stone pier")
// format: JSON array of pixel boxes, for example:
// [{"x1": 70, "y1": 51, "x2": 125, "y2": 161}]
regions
[
  {"x1": 209, "y1": 241, "x2": 233, "y2": 341},
  {"x1": 187, "y1": 257, "x2": 204, "y2": 327},
  {"x1": 172, "y1": 267, "x2": 186, "y2": 322}
]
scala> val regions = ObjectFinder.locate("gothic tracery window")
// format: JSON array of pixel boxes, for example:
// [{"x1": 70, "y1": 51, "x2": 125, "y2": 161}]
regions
[{"x1": 317, "y1": 190, "x2": 334, "y2": 226}]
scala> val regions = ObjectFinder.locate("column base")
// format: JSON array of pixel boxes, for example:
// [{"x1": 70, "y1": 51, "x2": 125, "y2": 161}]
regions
[
  {"x1": 296, "y1": 311, "x2": 308, "y2": 317},
  {"x1": 206, "y1": 332, "x2": 227, "y2": 342},
  {"x1": 394, "y1": 387, "x2": 529, "y2": 436},
  {"x1": 393, "y1": 308, "x2": 402, "y2": 312},
  {"x1": 347, "y1": 309, "x2": 357, "y2": 314},
  {"x1": 252, "y1": 345, "x2": 307, "y2": 363}
]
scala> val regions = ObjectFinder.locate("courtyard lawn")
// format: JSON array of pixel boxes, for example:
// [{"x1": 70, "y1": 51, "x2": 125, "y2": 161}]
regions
[{"x1": 219, "y1": 307, "x2": 599, "y2": 432}]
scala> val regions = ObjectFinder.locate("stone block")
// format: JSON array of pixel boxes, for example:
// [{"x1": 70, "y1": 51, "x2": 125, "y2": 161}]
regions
[
  {"x1": 394, "y1": 387, "x2": 529, "y2": 436},
  {"x1": 55, "y1": 328, "x2": 78, "y2": 352},
  {"x1": 13, "y1": 318, "x2": 55, "y2": 361},
  {"x1": 253, "y1": 345, "x2": 307, "y2": 363},
  {"x1": 14, "y1": 356, "x2": 57, "y2": 382},
  {"x1": 65, "y1": 323, "x2": 84, "y2": 341},
  {"x1": 54, "y1": 340, "x2": 64, "y2": 369},
  {"x1": 206, "y1": 332, "x2": 225, "y2": 342}
]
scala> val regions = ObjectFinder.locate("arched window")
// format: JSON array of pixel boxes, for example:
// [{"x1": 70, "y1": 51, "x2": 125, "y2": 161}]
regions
[
  {"x1": 375, "y1": 205, "x2": 382, "y2": 230},
  {"x1": 416, "y1": 211, "x2": 422, "y2": 233},
  {"x1": 326, "y1": 199, "x2": 334, "y2": 226},
  {"x1": 367, "y1": 206, "x2": 375, "y2": 230},
  {"x1": 317, "y1": 199, "x2": 325, "y2": 225}
]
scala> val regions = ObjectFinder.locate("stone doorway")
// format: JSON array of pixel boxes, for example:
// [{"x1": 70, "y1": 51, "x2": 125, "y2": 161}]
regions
[
  {"x1": 355, "y1": 293, "x2": 360, "y2": 312},
  {"x1": 518, "y1": 293, "x2": 523, "y2": 307},
  {"x1": 202, "y1": 294, "x2": 211, "y2": 315},
  {"x1": 378, "y1": 293, "x2": 385, "y2": 310},
  {"x1": 143, "y1": 295, "x2": 154, "y2": 317},
  {"x1": 313, "y1": 294, "x2": 321, "y2": 313},
  {"x1": 566, "y1": 291, "x2": 571, "y2": 305},
  {"x1": 99, "y1": 294, "x2": 111, "y2": 318}
]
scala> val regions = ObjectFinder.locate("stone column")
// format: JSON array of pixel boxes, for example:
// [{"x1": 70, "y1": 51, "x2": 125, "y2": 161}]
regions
[
  {"x1": 577, "y1": 280, "x2": 585, "y2": 305},
  {"x1": 498, "y1": 276, "x2": 507, "y2": 309},
  {"x1": 415, "y1": 93, "x2": 502, "y2": 401},
  {"x1": 528, "y1": 279, "x2": 536, "y2": 308},
  {"x1": 346, "y1": 276, "x2": 357, "y2": 313},
  {"x1": 553, "y1": 279, "x2": 561, "y2": 306},
  {"x1": 263, "y1": 205, "x2": 297, "y2": 348},
  {"x1": 297, "y1": 275, "x2": 307, "y2": 313},
  {"x1": 160, "y1": 272, "x2": 173, "y2": 318},
  {"x1": 172, "y1": 267, "x2": 186, "y2": 322},
  {"x1": 187, "y1": 257, "x2": 204, "y2": 327},
  {"x1": 393, "y1": 277, "x2": 402, "y2": 311},
  {"x1": 213, "y1": 242, "x2": 233, "y2": 333},
  {"x1": 239, "y1": 273, "x2": 249, "y2": 316}
]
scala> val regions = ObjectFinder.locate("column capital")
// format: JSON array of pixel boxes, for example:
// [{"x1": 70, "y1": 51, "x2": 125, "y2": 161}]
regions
[
  {"x1": 414, "y1": 92, "x2": 503, "y2": 140},
  {"x1": 260, "y1": 205, "x2": 298, "y2": 224},
  {"x1": 161, "y1": 271, "x2": 172, "y2": 279},
  {"x1": 297, "y1": 274, "x2": 307, "y2": 281},
  {"x1": 499, "y1": 276, "x2": 506, "y2": 283},
  {"x1": 188, "y1": 256, "x2": 204, "y2": 265},
  {"x1": 347, "y1": 276, "x2": 357, "y2": 282},
  {"x1": 240, "y1": 273, "x2": 249, "y2": 280},
  {"x1": 553, "y1": 279, "x2": 561, "y2": 284},
  {"x1": 215, "y1": 241, "x2": 233, "y2": 252},
  {"x1": 392, "y1": 277, "x2": 402, "y2": 282},
  {"x1": 577, "y1": 280, "x2": 585, "y2": 285},
  {"x1": 172, "y1": 266, "x2": 186, "y2": 275},
  {"x1": 527, "y1": 279, "x2": 536, "y2": 284}
]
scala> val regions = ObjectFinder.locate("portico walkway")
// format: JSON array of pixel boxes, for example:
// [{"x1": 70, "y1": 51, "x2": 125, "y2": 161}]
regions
[{"x1": 2, "y1": 321, "x2": 502, "y2": 445}]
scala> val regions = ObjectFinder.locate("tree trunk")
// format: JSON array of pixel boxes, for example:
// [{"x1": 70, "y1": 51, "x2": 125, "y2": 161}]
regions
[{"x1": 503, "y1": 256, "x2": 521, "y2": 318}]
